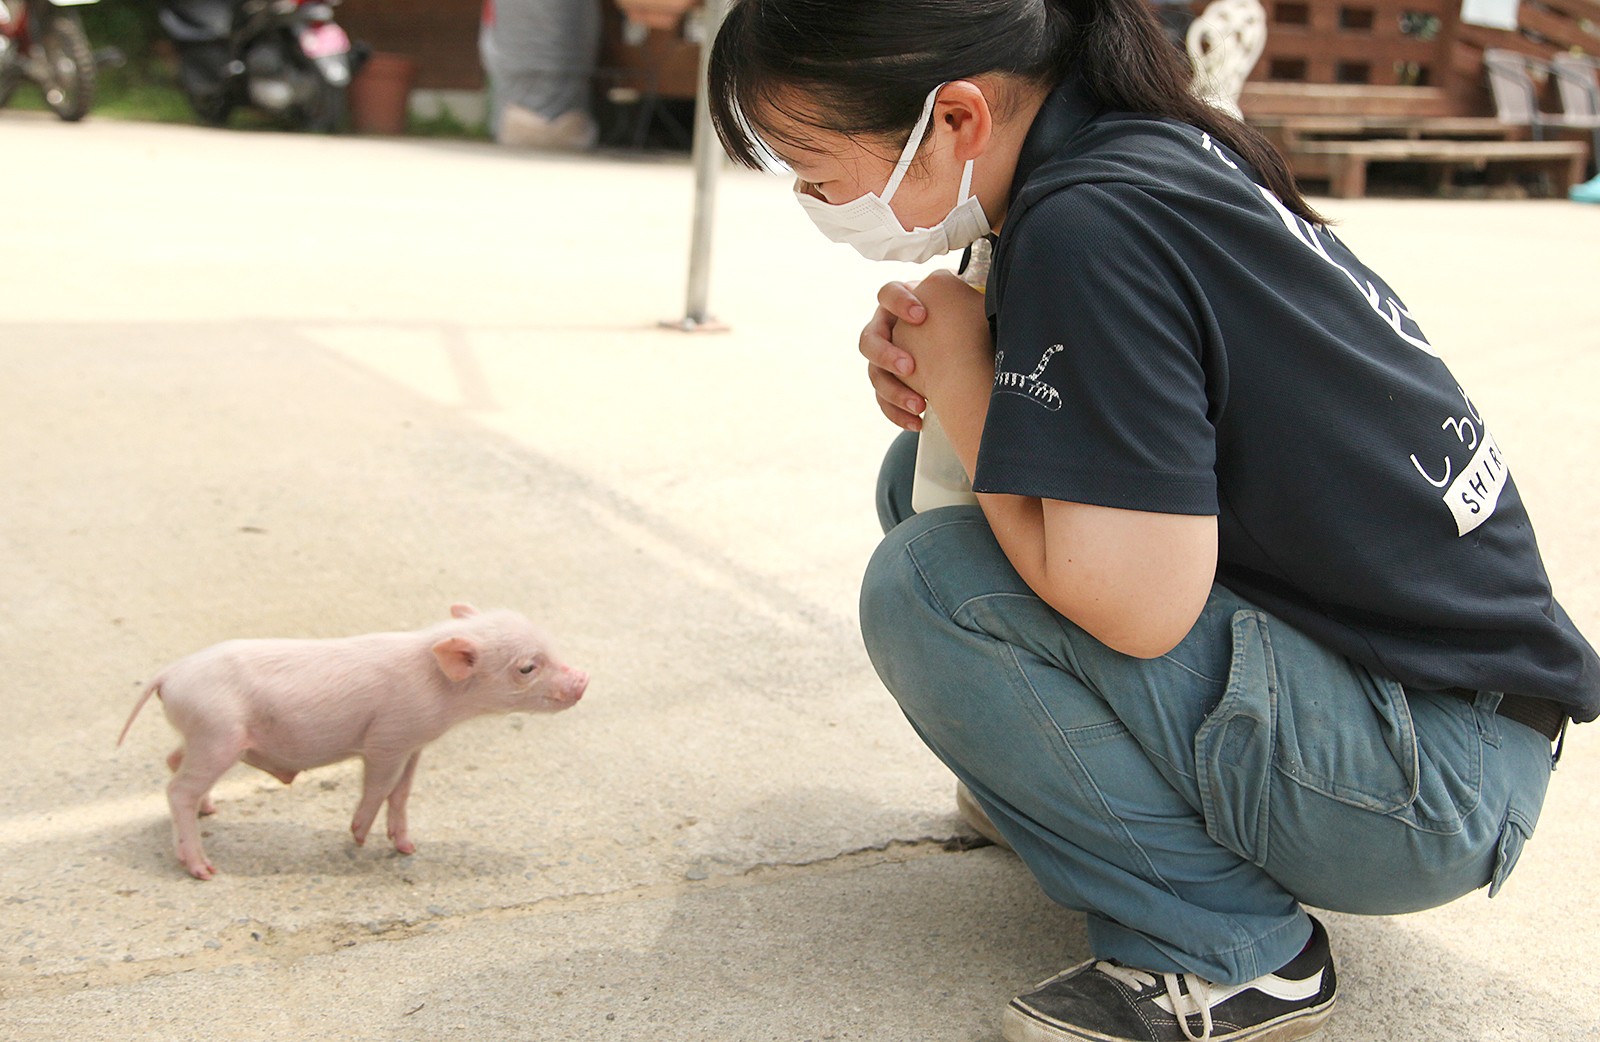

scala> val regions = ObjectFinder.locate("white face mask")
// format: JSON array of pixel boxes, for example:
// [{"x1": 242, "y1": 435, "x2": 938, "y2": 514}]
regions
[{"x1": 793, "y1": 84, "x2": 991, "y2": 264}]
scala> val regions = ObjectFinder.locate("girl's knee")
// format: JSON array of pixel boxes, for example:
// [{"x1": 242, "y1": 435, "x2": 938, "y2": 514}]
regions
[
  {"x1": 859, "y1": 508, "x2": 1023, "y2": 724},
  {"x1": 859, "y1": 512, "x2": 938, "y2": 664},
  {"x1": 860, "y1": 506, "x2": 1028, "y2": 654},
  {"x1": 874, "y1": 429, "x2": 919, "y2": 534}
]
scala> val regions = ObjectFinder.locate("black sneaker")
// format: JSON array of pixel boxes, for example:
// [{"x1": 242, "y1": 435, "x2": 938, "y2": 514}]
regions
[{"x1": 1002, "y1": 917, "x2": 1336, "y2": 1042}]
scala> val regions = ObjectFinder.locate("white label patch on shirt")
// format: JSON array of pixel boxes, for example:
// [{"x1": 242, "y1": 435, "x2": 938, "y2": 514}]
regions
[
  {"x1": 1444, "y1": 430, "x2": 1508, "y2": 536},
  {"x1": 994, "y1": 345, "x2": 1064, "y2": 411},
  {"x1": 1408, "y1": 388, "x2": 1509, "y2": 537}
]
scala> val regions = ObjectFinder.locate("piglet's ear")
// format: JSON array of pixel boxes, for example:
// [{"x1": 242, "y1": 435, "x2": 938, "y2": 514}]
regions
[
  {"x1": 450, "y1": 603, "x2": 479, "y2": 619},
  {"x1": 431, "y1": 636, "x2": 479, "y2": 682}
]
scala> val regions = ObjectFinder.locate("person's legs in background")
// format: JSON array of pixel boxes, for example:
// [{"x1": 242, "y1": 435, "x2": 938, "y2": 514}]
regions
[{"x1": 481, "y1": 0, "x2": 601, "y2": 150}]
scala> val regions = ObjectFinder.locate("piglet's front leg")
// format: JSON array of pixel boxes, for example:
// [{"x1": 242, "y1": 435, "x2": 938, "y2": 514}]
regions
[
  {"x1": 384, "y1": 750, "x2": 422, "y2": 855},
  {"x1": 350, "y1": 751, "x2": 414, "y2": 850}
]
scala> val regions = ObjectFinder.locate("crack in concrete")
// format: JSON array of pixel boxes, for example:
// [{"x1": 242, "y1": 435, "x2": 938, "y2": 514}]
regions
[{"x1": 4, "y1": 833, "x2": 991, "y2": 1002}]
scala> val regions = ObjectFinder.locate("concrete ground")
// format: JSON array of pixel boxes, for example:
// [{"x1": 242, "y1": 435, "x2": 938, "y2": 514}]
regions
[{"x1": 1, "y1": 111, "x2": 1597, "y2": 1042}]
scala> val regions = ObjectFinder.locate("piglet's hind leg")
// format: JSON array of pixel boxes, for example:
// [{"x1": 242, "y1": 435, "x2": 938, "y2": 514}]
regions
[
  {"x1": 167, "y1": 747, "x2": 217, "y2": 815},
  {"x1": 167, "y1": 734, "x2": 246, "y2": 880}
]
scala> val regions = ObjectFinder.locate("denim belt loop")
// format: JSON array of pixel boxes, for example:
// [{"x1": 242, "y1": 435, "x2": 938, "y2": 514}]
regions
[
  {"x1": 1473, "y1": 690, "x2": 1504, "y2": 747},
  {"x1": 1428, "y1": 686, "x2": 1565, "y2": 749}
]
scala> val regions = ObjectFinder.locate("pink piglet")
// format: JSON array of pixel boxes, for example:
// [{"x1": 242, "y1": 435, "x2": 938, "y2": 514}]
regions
[{"x1": 119, "y1": 604, "x2": 587, "y2": 880}]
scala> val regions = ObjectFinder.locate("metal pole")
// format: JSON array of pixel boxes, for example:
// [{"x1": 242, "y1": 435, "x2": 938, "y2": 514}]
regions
[{"x1": 664, "y1": 0, "x2": 729, "y2": 332}]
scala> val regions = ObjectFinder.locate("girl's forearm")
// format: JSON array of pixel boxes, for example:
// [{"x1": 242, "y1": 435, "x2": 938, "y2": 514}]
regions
[
  {"x1": 925, "y1": 371, "x2": 1054, "y2": 598},
  {"x1": 926, "y1": 366, "x2": 1214, "y2": 659}
]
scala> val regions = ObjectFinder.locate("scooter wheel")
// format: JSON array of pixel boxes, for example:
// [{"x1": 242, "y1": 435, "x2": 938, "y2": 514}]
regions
[
  {"x1": 0, "y1": 25, "x2": 24, "y2": 109},
  {"x1": 40, "y1": 12, "x2": 96, "y2": 121},
  {"x1": 189, "y1": 89, "x2": 233, "y2": 127},
  {"x1": 175, "y1": 42, "x2": 233, "y2": 126},
  {"x1": 304, "y1": 80, "x2": 346, "y2": 134},
  {"x1": 0, "y1": 62, "x2": 21, "y2": 110}
]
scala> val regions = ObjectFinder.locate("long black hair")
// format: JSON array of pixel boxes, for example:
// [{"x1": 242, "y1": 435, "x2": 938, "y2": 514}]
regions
[{"x1": 708, "y1": 0, "x2": 1324, "y2": 225}]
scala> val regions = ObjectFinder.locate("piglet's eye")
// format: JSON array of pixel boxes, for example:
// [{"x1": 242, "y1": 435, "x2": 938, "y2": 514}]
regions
[{"x1": 519, "y1": 663, "x2": 538, "y2": 675}]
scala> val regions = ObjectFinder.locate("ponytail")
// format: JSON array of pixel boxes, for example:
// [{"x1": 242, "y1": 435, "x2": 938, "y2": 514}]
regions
[
  {"x1": 1042, "y1": 0, "x2": 1324, "y2": 223},
  {"x1": 709, "y1": 0, "x2": 1324, "y2": 225}
]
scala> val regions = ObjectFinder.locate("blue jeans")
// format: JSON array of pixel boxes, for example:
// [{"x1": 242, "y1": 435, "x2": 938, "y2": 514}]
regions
[{"x1": 861, "y1": 432, "x2": 1554, "y2": 985}]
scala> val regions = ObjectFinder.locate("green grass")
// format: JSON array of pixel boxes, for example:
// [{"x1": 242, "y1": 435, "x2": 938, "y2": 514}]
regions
[
  {"x1": 88, "y1": 69, "x2": 195, "y2": 123},
  {"x1": 7, "y1": 60, "x2": 490, "y2": 141},
  {"x1": 4, "y1": 63, "x2": 197, "y2": 123},
  {"x1": 404, "y1": 104, "x2": 491, "y2": 141}
]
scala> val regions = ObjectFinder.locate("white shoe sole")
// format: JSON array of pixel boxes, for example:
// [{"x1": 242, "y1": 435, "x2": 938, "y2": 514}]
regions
[
  {"x1": 956, "y1": 781, "x2": 1012, "y2": 850},
  {"x1": 1002, "y1": 994, "x2": 1335, "y2": 1042}
]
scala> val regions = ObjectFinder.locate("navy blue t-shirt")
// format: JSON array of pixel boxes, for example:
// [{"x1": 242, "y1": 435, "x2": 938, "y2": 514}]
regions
[{"x1": 975, "y1": 79, "x2": 1599, "y2": 721}]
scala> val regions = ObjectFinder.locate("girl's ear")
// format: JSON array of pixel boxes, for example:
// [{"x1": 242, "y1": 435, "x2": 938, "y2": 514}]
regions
[{"x1": 935, "y1": 79, "x2": 995, "y2": 163}]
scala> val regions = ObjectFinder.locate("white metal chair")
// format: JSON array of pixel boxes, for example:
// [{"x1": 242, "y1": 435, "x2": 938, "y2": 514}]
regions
[
  {"x1": 1485, "y1": 49, "x2": 1599, "y2": 137},
  {"x1": 1549, "y1": 52, "x2": 1600, "y2": 171},
  {"x1": 1186, "y1": 0, "x2": 1268, "y2": 118}
]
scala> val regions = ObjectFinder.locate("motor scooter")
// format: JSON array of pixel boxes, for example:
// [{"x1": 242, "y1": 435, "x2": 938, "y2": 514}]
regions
[
  {"x1": 0, "y1": 0, "x2": 100, "y2": 121},
  {"x1": 158, "y1": 0, "x2": 361, "y2": 131}
]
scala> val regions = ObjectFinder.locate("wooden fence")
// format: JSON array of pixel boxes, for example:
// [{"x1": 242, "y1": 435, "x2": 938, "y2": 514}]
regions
[{"x1": 1236, "y1": 0, "x2": 1600, "y2": 116}]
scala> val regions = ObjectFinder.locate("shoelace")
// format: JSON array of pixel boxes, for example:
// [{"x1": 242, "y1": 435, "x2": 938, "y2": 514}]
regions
[{"x1": 1095, "y1": 962, "x2": 1217, "y2": 1042}]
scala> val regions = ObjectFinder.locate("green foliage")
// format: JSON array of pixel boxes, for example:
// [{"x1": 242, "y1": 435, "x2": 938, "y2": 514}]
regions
[
  {"x1": 92, "y1": 66, "x2": 195, "y2": 123},
  {"x1": 75, "y1": 0, "x2": 189, "y2": 119},
  {"x1": 405, "y1": 104, "x2": 491, "y2": 141},
  {"x1": 80, "y1": 0, "x2": 166, "y2": 73}
]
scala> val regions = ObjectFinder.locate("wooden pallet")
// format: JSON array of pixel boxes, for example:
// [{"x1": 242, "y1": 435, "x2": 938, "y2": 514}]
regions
[
  {"x1": 1291, "y1": 138, "x2": 1589, "y2": 197},
  {"x1": 1240, "y1": 83, "x2": 1457, "y2": 118},
  {"x1": 1250, "y1": 114, "x2": 1516, "y2": 152}
]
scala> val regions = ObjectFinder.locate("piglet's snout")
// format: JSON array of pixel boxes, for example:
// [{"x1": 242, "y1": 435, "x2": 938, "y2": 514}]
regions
[{"x1": 552, "y1": 667, "x2": 589, "y2": 705}]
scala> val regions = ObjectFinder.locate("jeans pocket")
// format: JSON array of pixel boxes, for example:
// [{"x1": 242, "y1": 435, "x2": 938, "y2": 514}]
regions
[
  {"x1": 1194, "y1": 609, "x2": 1441, "y2": 867},
  {"x1": 1487, "y1": 808, "x2": 1533, "y2": 898},
  {"x1": 1193, "y1": 611, "x2": 1279, "y2": 867}
]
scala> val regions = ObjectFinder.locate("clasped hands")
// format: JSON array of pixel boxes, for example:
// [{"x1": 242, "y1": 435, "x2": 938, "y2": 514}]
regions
[
  {"x1": 858, "y1": 269, "x2": 994, "y2": 432},
  {"x1": 855, "y1": 268, "x2": 1220, "y2": 660}
]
